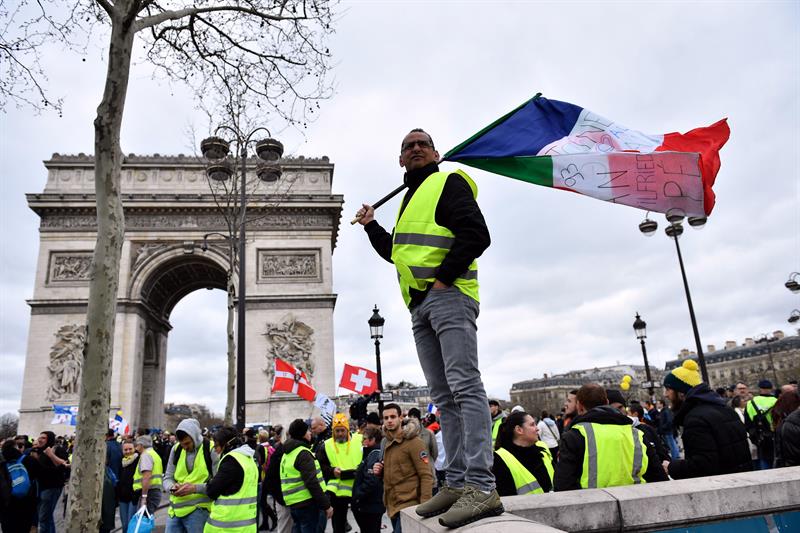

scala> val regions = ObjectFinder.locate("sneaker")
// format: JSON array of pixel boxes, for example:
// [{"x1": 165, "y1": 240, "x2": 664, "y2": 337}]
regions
[
  {"x1": 415, "y1": 485, "x2": 464, "y2": 518},
  {"x1": 437, "y1": 485, "x2": 504, "y2": 528}
]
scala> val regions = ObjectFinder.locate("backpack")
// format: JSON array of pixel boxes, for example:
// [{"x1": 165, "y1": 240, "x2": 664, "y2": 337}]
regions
[
  {"x1": 748, "y1": 401, "x2": 774, "y2": 446},
  {"x1": 7, "y1": 457, "x2": 32, "y2": 498}
]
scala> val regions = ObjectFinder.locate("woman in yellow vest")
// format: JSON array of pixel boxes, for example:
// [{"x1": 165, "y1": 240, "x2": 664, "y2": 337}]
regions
[
  {"x1": 491, "y1": 411, "x2": 554, "y2": 496},
  {"x1": 203, "y1": 427, "x2": 259, "y2": 533}
]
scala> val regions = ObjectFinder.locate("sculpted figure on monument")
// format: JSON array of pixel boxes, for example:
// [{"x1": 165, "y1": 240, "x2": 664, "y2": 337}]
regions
[
  {"x1": 47, "y1": 324, "x2": 87, "y2": 401},
  {"x1": 51, "y1": 254, "x2": 93, "y2": 281},
  {"x1": 263, "y1": 314, "x2": 315, "y2": 380}
]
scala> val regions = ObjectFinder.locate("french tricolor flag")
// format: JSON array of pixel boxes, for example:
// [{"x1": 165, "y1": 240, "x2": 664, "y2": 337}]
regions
[{"x1": 444, "y1": 94, "x2": 730, "y2": 217}]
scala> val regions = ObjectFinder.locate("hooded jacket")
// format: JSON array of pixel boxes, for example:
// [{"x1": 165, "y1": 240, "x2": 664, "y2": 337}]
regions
[
  {"x1": 554, "y1": 405, "x2": 667, "y2": 491},
  {"x1": 775, "y1": 408, "x2": 800, "y2": 467},
  {"x1": 381, "y1": 417, "x2": 433, "y2": 518},
  {"x1": 667, "y1": 384, "x2": 752, "y2": 479},
  {"x1": 163, "y1": 418, "x2": 219, "y2": 494},
  {"x1": 281, "y1": 437, "x2": 330, "y2": 511},
  {"x1": 206, "y1": 444, "x2": 256, "y2": 500}
]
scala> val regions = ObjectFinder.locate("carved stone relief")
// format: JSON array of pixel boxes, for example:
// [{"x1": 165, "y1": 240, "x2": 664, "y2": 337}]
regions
[
  {"x1": 132, "y1": 243, "x2": 170, "y2": 270},
  {"x1": 40, "y1": 212, "x2": 333, "y2": 231},
  {"x1": 47, "y1": 324, "x2": 86, "y2": 401},
  {"x1": 258, "y1": 249, "x2": 321, "y2": 283},
  {"x1": 48, "y1": 252, "x2": 93, "y2": 283},
  {"x1": 263, "y1": 314, "x2": 315, "y2": 381}
]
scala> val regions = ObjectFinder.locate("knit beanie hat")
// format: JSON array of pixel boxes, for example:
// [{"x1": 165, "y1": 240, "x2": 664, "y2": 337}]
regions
[
  {"x1": 288, "y1": 419, "x2": 309, "y2": 440},
  {"x1": 663, "y1": 359, "x2": 702, "y2": 393},
  {"x1": 332, "y1": 413, "x2": 350, "y2": 441}
]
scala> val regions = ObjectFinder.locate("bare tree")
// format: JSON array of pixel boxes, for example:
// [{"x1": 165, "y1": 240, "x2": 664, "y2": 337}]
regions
[
  {"x1": 0, "y1": 412, "x2": 19, "y2": 439},
  {"x1": 2, "y1": 1, "x2": 334, "y2": 530}
]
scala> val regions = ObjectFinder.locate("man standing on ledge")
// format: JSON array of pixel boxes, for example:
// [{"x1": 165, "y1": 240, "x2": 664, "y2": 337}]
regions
[{"x1": 356, "y1": 129, "x2": 501, "y2": 528}]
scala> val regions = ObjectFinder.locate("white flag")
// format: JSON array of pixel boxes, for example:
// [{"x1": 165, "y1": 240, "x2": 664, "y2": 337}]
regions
[{"x1": 314, "y1": 393, "x2": 336, "y2": 418}]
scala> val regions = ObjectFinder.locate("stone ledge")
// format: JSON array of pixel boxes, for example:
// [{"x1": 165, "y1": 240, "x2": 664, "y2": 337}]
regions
[
  {"x1": 399, "y1": 508, "x2": 565, "y2": 533},
  {"x1": 400, "y1": 468, "x2": 800, "y2": 533}
]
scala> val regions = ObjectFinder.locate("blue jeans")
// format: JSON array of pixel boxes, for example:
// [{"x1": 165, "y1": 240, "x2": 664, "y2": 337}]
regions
[
  {"x1": 166, "y1": 507, "x2": 210, "y2": 533},
  {"x1": 38, "y1": 486, "x2": 63, "y2": 533},
  {"x1": 119, "y1": 501, "x2": 137, "y2": 533},
  {"x1": 411, "y1": 287, "x2": 495, "y2": 491},
  {"x1": 289, "y1": 506, "x2": 325, "y2": 533},
  {"x1": 662, "y1": 433, "x2": 681, "y2": 460}
]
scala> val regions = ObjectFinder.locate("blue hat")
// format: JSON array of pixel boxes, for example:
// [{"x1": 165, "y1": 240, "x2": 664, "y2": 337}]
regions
[{"x1": 757, "y1": 379, "x2": 773, "y2": 389}]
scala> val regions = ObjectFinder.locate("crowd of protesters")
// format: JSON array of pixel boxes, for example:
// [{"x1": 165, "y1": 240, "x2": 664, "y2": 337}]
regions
[{"x1": 1, "y1": 365, "x2": 799, "y2": 532}]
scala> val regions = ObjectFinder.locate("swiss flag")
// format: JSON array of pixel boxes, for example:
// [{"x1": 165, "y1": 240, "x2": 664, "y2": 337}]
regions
[
  {"x1": 339, "y1": 364, "x2": 378, "y2": 395},
  {"x1": 272, "y1": 358, "x2": 317, "y2": 402}
]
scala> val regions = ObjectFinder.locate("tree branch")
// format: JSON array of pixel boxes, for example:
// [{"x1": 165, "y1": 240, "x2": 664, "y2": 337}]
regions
[{"x1": 135, "y1": 5, "x2": 308, "y2": 32}]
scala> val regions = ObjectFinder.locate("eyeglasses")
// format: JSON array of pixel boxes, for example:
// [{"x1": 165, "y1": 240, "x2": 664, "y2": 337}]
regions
[{"x1": 401, "y1": 139, "x2": 433, "y2": 152}]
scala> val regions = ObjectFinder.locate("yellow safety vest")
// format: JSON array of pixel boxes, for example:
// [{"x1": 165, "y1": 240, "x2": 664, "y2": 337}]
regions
[
  {"x1": 495, "y1": 442, "x2": 554, "y2": 495},
  {"x1": 133, "y1": 448, "x2": 163, "y2": 491},
  {"x1": 323, "y1": 434, "x2": 364, "y2": 497},
  {"x1": 391, "y1": 170, "x2": 480, "y2": 308},
  {"x1": 280, "y1": 446, "x2": 327, "y2": 506},
  {"x1": 574, "y1": 423, "x2": 648, "y2": 489},
  {"x1": 746, "y1": 395, "x2": 777, "y2": 426},
  {"x1": 169, "y1": 442, "x2": 213, "y2": 518},
  {"x1": 491, "y1": 418, "x2": 503, "y2": 447},
  {"x1": 204, "y1": 450, "x2": 258, "y2": 533}
]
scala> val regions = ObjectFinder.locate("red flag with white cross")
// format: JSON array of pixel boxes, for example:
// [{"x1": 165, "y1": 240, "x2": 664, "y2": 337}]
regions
[
  {"x1": 272, "y1": 358, "x2": 317, "y2": 402},
  {"x1": 339, "y1": 363, "x2": 378, "y2": 395}
]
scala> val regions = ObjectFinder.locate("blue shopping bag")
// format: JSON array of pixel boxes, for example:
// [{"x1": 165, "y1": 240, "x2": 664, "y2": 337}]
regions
[{"x1": 127, "y1": 505, "x2": 154, "y2": 533}]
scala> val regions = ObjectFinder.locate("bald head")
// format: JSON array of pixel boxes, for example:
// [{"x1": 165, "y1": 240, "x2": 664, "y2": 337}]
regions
[{"x1": 310, "y1": 416, "x2": 327, "y2": 436}]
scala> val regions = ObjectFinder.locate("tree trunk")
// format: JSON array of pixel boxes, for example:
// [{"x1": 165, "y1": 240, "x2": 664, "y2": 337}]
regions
[
  {"x1": 65, "y1": 8, "x2": 135, "y2": 532},
  {"x1": 225, "y1": 271, "x2": 236, "y2": 426}
]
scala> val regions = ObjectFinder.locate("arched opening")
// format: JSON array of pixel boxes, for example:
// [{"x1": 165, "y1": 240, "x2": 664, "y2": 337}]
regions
[{"x1": 133, "y1": 250, "x2": 230, "y2": 429}]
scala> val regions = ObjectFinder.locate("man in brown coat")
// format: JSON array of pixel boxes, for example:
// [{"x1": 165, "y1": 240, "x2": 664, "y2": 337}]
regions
[{"x1": 374, "y1": 403, "x2": 433, "y2": 532}]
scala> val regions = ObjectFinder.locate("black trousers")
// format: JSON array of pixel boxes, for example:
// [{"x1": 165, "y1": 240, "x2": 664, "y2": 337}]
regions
[
  {"x1": 354, "y1": 510, "x2": 383, "y2": 533},
  {"x1": 329, "y1": 494, "x2": 351, "y2": 533}
]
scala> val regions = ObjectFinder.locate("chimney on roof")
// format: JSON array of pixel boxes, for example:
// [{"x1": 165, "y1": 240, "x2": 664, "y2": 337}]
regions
[
  {"x1": 745, "y1": 337, "x2": 755, "y2": 347},
  {"x1": 543, "y1": 373, "x2": 548, "y2": 379},
  {"x1": 773, "y1": 330, "x2": 785, "y2": 339},
  {"x1": 725, "y1": 340, "x2": 737, "y2": 349},
  {"x1": 679, "y1": 348, "x2": 691, "y2": 359},
  {"x1": 707, "y1": 344, "x2": 716, "y2": 353}
]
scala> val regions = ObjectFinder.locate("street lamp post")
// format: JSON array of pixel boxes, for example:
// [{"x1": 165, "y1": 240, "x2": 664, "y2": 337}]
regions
[
  {"x1": 639, "y1": 212, "x2": 710, "y2": 384},
  {"x1": 368, "y1": 305, "x2": 385, "y2": 413},
  {"x1": 633, "y1": 312, "x2": 654, "y2": 402},
  {"x1": 200, "y1": 128, "x2": 283, "y2": 430}
]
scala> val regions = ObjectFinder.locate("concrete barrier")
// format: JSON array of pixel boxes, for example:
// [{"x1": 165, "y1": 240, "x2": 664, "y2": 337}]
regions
[{"x1": 401, "y1": 467, "x2": 800, "y2": 532}]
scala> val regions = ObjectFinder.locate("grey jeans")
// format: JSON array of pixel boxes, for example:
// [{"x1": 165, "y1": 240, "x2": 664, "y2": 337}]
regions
[{"x1": 410, "y1": 286, "x2": 495, "y2": 491}]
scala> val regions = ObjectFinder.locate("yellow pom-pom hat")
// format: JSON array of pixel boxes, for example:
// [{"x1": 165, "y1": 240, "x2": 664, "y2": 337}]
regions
[{"x1": 663, "y1": 359, "x2": 702, "y2": 393}]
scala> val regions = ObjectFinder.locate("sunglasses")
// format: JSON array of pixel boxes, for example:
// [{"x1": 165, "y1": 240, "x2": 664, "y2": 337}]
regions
[{"x1": 401, "y1": 140, "x2": 434, "y2": 152}]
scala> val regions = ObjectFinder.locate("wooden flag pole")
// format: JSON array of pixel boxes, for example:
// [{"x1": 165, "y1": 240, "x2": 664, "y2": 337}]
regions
[{"x1": 350, "y1": 183, "x2": 408, "y2": 225}]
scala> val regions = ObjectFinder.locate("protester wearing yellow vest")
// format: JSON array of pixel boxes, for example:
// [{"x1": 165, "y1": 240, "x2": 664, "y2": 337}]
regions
[
  {"x1": 133, "y1": 435, "x2": 164, "y2": 514},
  {"x1": 491, "y1": 411, "x2": 554, "y2": 496},
  {"x1": 554, "y1": 384, "x2": 667, "y2": 491},
  {"x1": 203, "y1": 427, "x2": 259, "y2": 533},
  {"x1": 356, "y1": 129, "x2": 500, "y2": 528},
  {"x1": 745, "y1": 379, "x2": 779, "y2": 470},
  {"x1": 315, "y1": 413, "x2": 363, "y2": 533},
  {"x1": 164, "y1": 418, "x2": 219, "y2": 533},
  {"x1": 489, "y1": 400, "x2": 505, "y2": 448},
  {"x1": 280, "y1": 419, "x2": 333, "y2": 533}
]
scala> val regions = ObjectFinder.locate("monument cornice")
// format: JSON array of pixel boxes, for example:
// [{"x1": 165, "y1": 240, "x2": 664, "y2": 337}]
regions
[
  {"x1": 45, "y1": 153, "x2": 334, "y2": 170},
  {"x1": 27, "y1": 203, "x2": 344, "y2": 248}
]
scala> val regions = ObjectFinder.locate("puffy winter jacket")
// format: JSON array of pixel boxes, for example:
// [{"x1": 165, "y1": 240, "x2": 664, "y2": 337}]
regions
[
  {"x1": 668, "y1": 384, "x2": 752, "y2": 479},
  {"x1": 775, "y1": 409, "x2": 800, "y2": 467}
]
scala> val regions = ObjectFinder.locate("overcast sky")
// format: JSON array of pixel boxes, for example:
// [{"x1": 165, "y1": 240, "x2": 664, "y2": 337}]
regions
[{"x1": 1, "y1": 1, "x2": 798, "y2": 417}]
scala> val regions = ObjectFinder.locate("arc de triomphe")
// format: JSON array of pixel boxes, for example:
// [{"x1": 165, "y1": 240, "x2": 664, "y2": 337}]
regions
[{"x1": 18, "y1": 153, "x2": 343, "y2": 435}]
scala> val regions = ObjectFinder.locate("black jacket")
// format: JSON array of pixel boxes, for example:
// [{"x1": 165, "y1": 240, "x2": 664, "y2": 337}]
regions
[
  {"x1": 282, "y1": 438, "x2": 330, "y2": 511},
  {"x1": 264, "y1": 442, "x2": 286, "y2": 505},
  {"x1": 775, "y1": 409, "x2": 800, "y2": 467},
  {"x1": 554, "y1": 405, "x2": 667, "y2": 491},
  {"x1": 668, "y1": 384, "x2": 752, "y2": 479},
  {"x1": 657, "y1": 406, "x2": 675, "y2": 436},
  {"x1": 635, "y1": 421, "x2": 671, "y2": 463},
  {"x1": 352, "y1": 445, "x2": 385, "y2": 514},
  {"x1": 492, "y1": 442, "x2": 553, "y2": 496},
  {"x1": 364, "y1": 162, "x2": 490, "y2": 308}
]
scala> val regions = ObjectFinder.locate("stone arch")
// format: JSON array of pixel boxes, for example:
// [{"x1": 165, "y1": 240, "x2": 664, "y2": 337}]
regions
[{"x1": 19, "y1": 154, "x2": 341, "y2": 435}]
